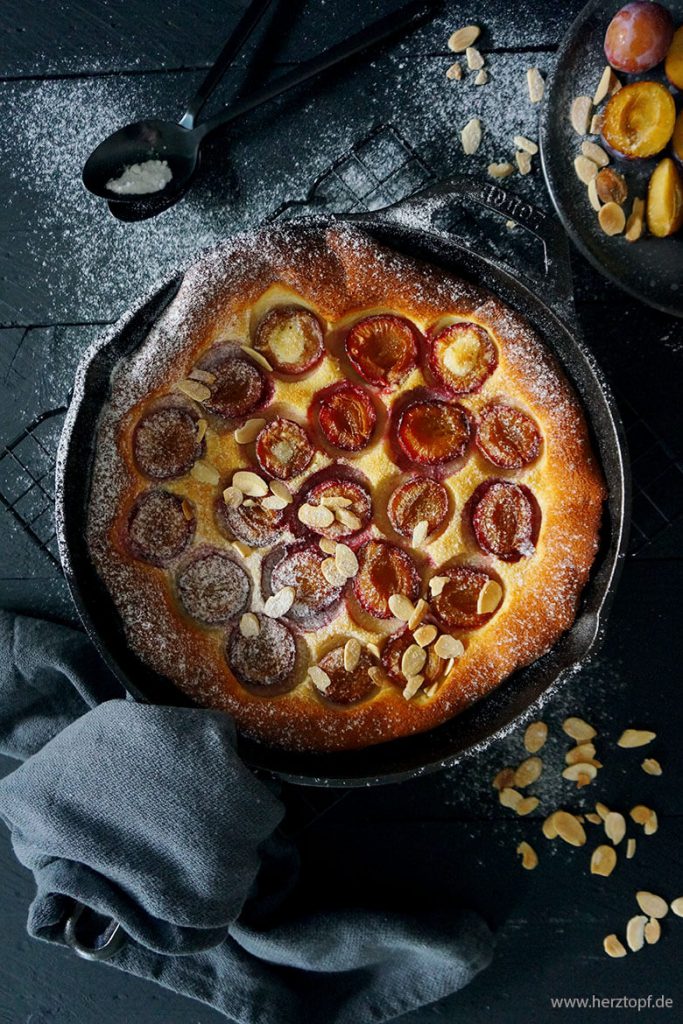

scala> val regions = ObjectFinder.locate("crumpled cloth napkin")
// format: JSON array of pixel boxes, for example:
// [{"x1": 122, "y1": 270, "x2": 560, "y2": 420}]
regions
[{"x1": 0, "y1": 610, "x2": 493, "y2": 1023}]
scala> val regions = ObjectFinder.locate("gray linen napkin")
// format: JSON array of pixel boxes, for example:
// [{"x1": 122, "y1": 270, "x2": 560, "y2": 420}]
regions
[{"x1": 0, "y1": 610, "x2": 493, "y2": 1023}]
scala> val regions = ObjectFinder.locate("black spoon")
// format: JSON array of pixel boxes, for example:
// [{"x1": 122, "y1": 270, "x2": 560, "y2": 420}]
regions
[{"x1": 84, "y1": 0, "x2": 432, "y2": 221}]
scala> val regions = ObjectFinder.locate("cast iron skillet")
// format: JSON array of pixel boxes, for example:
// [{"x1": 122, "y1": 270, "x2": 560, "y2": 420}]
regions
[{"x1": 56, "y1": 176, "x2": 630, "y2": 788}]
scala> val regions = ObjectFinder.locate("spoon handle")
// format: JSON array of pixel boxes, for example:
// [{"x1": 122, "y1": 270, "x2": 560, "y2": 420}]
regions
[
  {"x1": 195, "y1": 0, "x2": 433, "y2": 139},
  {"x1": 178, "y1": 0, "x2": 275, "y2": 129}
]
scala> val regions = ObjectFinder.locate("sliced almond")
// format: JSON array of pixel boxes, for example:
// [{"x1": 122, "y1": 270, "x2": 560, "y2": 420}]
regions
[
  {"x1": 232, "y1": 540, "x2": 252, "y2": 558},
  {"x1": 446, "y1": 61, "x2": 463, "y2": 80},
  {"x1": 196, "y1": 418, "x2": 208, "y2": 443},
  {"x1": 477, "y1": 578, "x2": 502, "y2": 614},
  {"x1": 448, "y1": 25, "x2": 480, "y2": 52},
  {"x1": 566, "y1": 741, "x2": 596, "y2": 765},
  {"x1": 618, "y1": 728, "x2": 656, "y2": 748},
  {"x1": 515, "y1": 150, "x2": 532, "y2": 175},
  {"x1": 562, "y1": 762, "x2": 597, "y2": 783},
  {"x1": 554, "y1": 810, "x2": 586, "y2": 847},
  {"x1": 603, "y1": 934, "x2": 627, "y2": 958},
  {"x1": 411, "y1": 519, "x2": 429, "y2": 547},
  {"x1": 298, "y1": 502, "x2": 335, "y2": 529},
  {"x1": 542, "y1": 812, "x2": 559, "y2": 839},
  {"x1": 474, "y1": 68, "x2": 488, "y2": 85},
  {"x1": 321, "y1": 557, "x2": 347, "y2": 587},
  {"x1": 589, "y1": 112, "x2": 603, "y2": 134},
  {"x1": 514, "y1": 135, "x2": 538, "y2": 155},
  {"x1": 636, "y1": 891, "x2": 668, "y2": 919},
  {"x1": 414, "y1": 624, "x2": 437, "y2": 648},
  {"x1": 598, "y1": 201, "x2": 626, "y2": 236},
  {"x1": 641, "y1": 757, "x2": 662, "y2": 776},
  {"x1": 593, "y1": 65, "x2": 612, "y2": 105},
  {"x1": 499, "y1": 787, "x2": 522, "y2": 810},
  {"x1": 524, "y1": 721, "x2": 548, "y2": 754},
  {"x1": 595, "y1": 801, "x2": 610, "y2": 820},
  {"x1": 591, "y1": 844, "x2": 617, "y2": 877},
  {"x1": 423, "y1": 681, "x2": 439, "y2": 698},
  {"x1": 670, "y1": 897, "x2": 683, "y2": 917},
  {"x1": 644, "y1": 810, "x2": 658, "y2": 836},
  {"x1": 429, "y1": 575, "x2": 450, "y2": 597},
  {"x1": 630, "y1": 804, "x2": 653, "y2": 826},
  {"x1": 343, "y1": 637, "x2": 361, "y2": 673},
  {"x1": 264, "y1": 586, "x2": 295, "y2": 618},
  {"x1": 517, "y1": 841, "x2": 538, "y2": 870},
  {"x1": 585, "y1": 813, "x2": 602, "y2": 825},
  {"x1": 644, "y1": 917, "x2": 661, "y2": 944},
  {"x1": 609, "y1": 70, "x2": 622, "y2": 94},
  {"x1": 223, "y1": 485, "x2": 243, "y2": 508},
  {"x1": 320, "y1": 495, "x2": 353, "y2": 509},
  {"x1": 402, "y1": 674, "x2": 424, "y2": 700},
  {"x1": 587, "y1": 177, "x2": 602, "y2": 211},
  {"x1": 461, "y1": 117, "x2": 482, "y2": 156},
  {"x1": 368, "y1": 666, "x2": 385, "y2": 686},
  {"x1": 191, "y1": 461, "x2": 220, "y2": 485},
  {"x1": 516, "y1": 796, "x2": 540, "y2": 816},
  {"x1": 626, "y1": 915, "x2": 647, "y2": 953},
  {"x1": 434, "y1": 634, "x2": 465, "y2": 660},
  {"x1": 488, "y1": 162, "x2": 515, "y2": 179},
  {"x1": 514, "y1": 756, "x2": 543, "y2": 788},
  {"x1": 388, "y1": 593, "x2": 415, "y2": 622},
  {"x1": 335, "y1": 508, "x2": 361, "y2": 531},
  {"x1": 465, "y1": 45, "x2": 484, "y2": 70},
  {"x1": 563, "y1": 717, "x2": 596, "y2": 742},
  {"x1": 407, "y1": 598, "x2": 429, "y2": 631},
  {"x1": 188, "y1": 368, "x2": 216, "y2": 384},
  {"x1": 492, "y1": 767, "x2": 516, "y2": 790},
  {"x1": 181, "y1": 499, "x2": 193, "y2": 521},
  {"x1": 335, "y1": 543, "x2": 359, "y2": 579},
  {"x1": 527, "y1": 67, "x2": 545, "y2": 103},
  {"x1": 401, "y1": 644, "x2": 427, "y2": 679},
  {"x1": 581, "y1": 140, "x2": 609, "y2": 167},
  {"x1": 177, "y1": 378, "x2": 211, "y2": 402},
  {"x1": 570, "y1": 95, "x2": 593, "y2": 134},
  {"x1": 626, "y1": 837, "x2": 636, "y2": 859},
  {"x1": 366, "y1": 642, "x2": 381, "y2": 660},
  {"x1": 262, "y1": 494, "x2": 288, "y2": 511},
  {"x1": 309, "y1": 666, "x2": 331, "y2": 692},
  {"x1": 625, "y1": 197, "x2": 645, "y2": 243},
  {"x1": 604, "y1": 811, "x2": 626, "y2": 846},
  {"x1": 240, "y1": 344, "x2": 272, "y2": 372},
  {"x1": 233, "y1": 470, "x2": 269, "y2": 497},
  {"x1": 319, "y1": 537, "x2": 337, "y2": 556},
  {"x1": 239, "y1": 612, "x2": 260, "y2": 638},
  {"x1": 574, "y1": 154, "x2": 598, "y2": 184},
  {"x1": 234, "y1": 417, "x2": 267, "y2": 444}
]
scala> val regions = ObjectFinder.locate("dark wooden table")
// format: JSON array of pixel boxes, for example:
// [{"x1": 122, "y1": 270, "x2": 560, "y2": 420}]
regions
[{"x1": 1, "y1": 2, "x2": 682, "y2": 1021}]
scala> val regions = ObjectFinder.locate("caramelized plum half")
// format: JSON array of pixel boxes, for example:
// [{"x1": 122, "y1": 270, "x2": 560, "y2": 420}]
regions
[
  {"x1": 604, "y1": 2, "x2": 673, "y2": 73},
  {"x1": 602, "y1": 82, "x2": 675, "y2": 159},
  {"x1": 195, "y1": 346, "x2": 270, "y2": 420},
  {"x1": 387, "y1": 477, "x2": 450, "y2": 538},
  {"x1": 216, "y1": 477, "x2": 288, "y2": 548},
  {"x1": 476, "y1": 403, "x2": 542, "y2": 469},
  {"x1": 353, "y1": 539, "x2": 420, "y2": 620},
  {"x1": 302, "y1": 477, "x2": 372, "y2": 540},
  {"x1": 470, "y1": 480, "x2": 537, "y2": 561},
  {"x1": 270, "y1": 543, "x2": 342, "y2": 626},
  {"x1": 647, "y1": 157, "x2": 683, "y2": 238},
  {"x1": 255, "y1": 418, "x2": 315, "y2": 479},
  {"x1": 133, "y1": 403, "x2": 203, "y2": 480},
  {"x1": 226, "y1": 615, "x2": 298, "y2": 694},
  {"x1": 314, "y1": 382, "x2": 377, "y2": 452},
  {"x1": 127, "y1": 489, "x2": 195, "y2": 566},
  {"x1": 176, "y1": 549, "x2": 250, "y2": 625},
  {"x1": 345, "y1": 314, "x2": 418, "y2": 389},
  {"x1": 381, "y1": 629, "x2": 441, "y2": 688},
  {"x1": 316, "y1": 645, "x2": 378, "y2": 705},
  {"x1": 429, "y1": 322, "x2": 497, "y2": 395},
  {"x1": 431, "y1": 566, "x2": 503, "y2": 631},
  {"x1": 254, "y1": 305, "x2": 325, "y2": 376},
  {"x1": 396, "y1": 399, "x2": 471, "y2": 466}
]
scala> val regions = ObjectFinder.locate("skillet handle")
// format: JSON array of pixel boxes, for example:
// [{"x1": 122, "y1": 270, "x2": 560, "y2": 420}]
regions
[{"x1": 366, "y1": 175, "x2": 575, "y2": 317}]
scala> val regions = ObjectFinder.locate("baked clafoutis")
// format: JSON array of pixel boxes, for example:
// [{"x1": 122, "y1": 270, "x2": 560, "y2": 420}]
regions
[{"x1": 87, "y1": 225, "x2": 606, "y2": 752}]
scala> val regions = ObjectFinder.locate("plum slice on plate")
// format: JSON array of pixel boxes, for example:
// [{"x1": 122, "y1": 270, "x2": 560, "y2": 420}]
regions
[
  {"x1": 176, "y1": 548, "x2": 251, "y2": 625},
  {"x1": 194, "y1": 345, "x2": 271, "y2": 420},
  {"x1": 269, "y1": 542, "x2": 343, "y2": 627},
  {"x1": 300, "y1": 476, "x2": 372, "y2": 540},
  {"x1": 475, "y1": 403, "x2": 542, "y2": 469},
  {"x1": 470, "y1": 480, "x2": 538, "y2": 561},
  {"x1": 253, "y1": 305, "x2": 325, "y2": 376},
  {"x1": 313, "y1": 381, "x2": 377, "y2": 452},
  {"x1": 345, "y1": 314, "x2": 418, "y2": 389},
  {"x1": 396, "y1": 398, "x2": 471, "y2": 466},
  {"x1": 353, "y1": 539, "x2": 420, "y2": 620},
  {"x1": 387, "y1": 476, "x2": 450, "y2": 539},
  {"x1": 381, "y1": 628, "x2": 441, "y2": 688},
  {"x1": 127, "y1": 489, "x2": 195, "y2": 566},
  {"x1": 133, "y1": 401, "x2": 203, "y2": 480},
  {"x1": 431, "y1": 565, "x2": 503, "y2": 631},
  {"x1": 314, "y1": 644, "x2": 378, "y2": 705},
  {"x1": 226, "y1": 614, "x2": 298, "y2": 694},
  {"x1": 255, "y1": 418, "x2": 315, "y2": 479},
  {"x1": 429, "y1": 321, "x2": 497, "y2": 395}
]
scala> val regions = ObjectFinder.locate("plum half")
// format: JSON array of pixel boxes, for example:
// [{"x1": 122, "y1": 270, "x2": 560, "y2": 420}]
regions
[
  {"x1": 345, "y1": 314, "x2": 418, "y2": 389},
  {"x1": 601, "y1": 81, "x2": 675, "y2": 159},
  {"x1": 604, "y1": 2, "x2": 673, "y2": 73},
  {"x1": 647, "y1": 157, "x2": 683, "y2": 238}
]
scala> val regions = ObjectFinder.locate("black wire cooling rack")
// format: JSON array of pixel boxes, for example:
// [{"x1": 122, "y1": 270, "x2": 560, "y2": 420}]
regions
[{"x1": 0, "y1": 124, "x2": 679, "y2": 577}]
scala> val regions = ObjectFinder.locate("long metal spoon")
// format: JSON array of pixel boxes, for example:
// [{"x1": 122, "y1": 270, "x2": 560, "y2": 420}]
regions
[{"x1": 83, "y1": 0, "x2": 431, "y2": 219}]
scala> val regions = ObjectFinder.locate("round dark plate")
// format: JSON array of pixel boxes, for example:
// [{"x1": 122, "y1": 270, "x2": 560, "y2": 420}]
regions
[{"x1": 540, "y1": 0, "x2": 683, "y2": 318}]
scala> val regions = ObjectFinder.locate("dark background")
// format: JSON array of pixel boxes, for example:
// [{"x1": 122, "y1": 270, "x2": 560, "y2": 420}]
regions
[{"x1": 1, "y1": 1, "x2": 682, "y2": 1022}]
